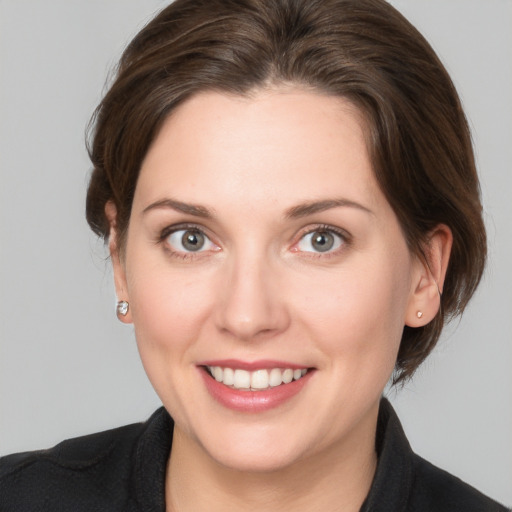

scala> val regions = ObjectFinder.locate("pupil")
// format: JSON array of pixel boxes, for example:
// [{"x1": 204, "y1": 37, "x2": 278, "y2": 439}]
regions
[
  {"x1": 182, "y1": 230, "x2": 205, "y2": 251},
  {"x1": 312, "y1": 231, "x2": 334, "y2": 252}
]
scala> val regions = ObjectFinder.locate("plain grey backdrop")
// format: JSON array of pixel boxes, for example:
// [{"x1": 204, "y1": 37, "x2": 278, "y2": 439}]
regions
[{"x1": 0, "y1": 0, "x2": 511, "y2": 505}]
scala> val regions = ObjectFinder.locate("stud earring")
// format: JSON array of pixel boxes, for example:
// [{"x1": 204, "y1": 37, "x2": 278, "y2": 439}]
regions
[
  {"x1": 416, "y1": 311, "x2": 423, "y2": 318},
  {"x1": 116, "y1": 300, "x2": 129, "y2": 319}
]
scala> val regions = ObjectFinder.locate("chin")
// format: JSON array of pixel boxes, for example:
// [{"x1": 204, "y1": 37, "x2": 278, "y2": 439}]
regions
[
  {"x1": 193, "y1": 422, "x2": 313, "y2": 474},
  {"x1": 209, "y1": 442, "x2": 306, "y2": 474}
]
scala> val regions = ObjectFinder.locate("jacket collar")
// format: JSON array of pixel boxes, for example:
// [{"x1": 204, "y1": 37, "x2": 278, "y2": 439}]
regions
[
  {"x1": 360, "y1": 398, "x2": 413, "y2": 511},
  {"x1": 133, "y1": 397, "x2": 413, "y2": 511},
  {"x1": 133, "y1": 407, "x2": 173, "y2": 511}
]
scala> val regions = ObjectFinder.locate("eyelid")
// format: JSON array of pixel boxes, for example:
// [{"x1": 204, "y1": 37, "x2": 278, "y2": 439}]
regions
[
  {"x1": 159, "y1": 222, "x2": 211, "y2": 241},
  {"x1": 158, "y1": 223, "x2": 220, "y2": 255},
  {"x1": 291, "y1": 224, "x2": 351, "y2": 255},
  {"x1": 156, "y1": 222, "x2": 351, "y2": 258}
]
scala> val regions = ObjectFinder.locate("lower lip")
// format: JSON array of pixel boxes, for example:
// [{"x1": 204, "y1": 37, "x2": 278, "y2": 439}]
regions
[{"x1": 200, "y1": 368, "x2": 314, "y2": 413}]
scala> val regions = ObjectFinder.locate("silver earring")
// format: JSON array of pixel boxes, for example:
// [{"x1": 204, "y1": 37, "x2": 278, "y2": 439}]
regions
[
  {"x1": 116, "y1": 300, "x2": 129, "y2": 318},
  {"x1": 416, "y1": 311, "x2": 423, "y2": 318}
]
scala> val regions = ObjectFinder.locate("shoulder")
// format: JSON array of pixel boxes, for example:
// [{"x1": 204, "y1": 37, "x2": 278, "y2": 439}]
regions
[
  {"x1": 364, "y1": 399, "x2": 510, "y2": 512},
  {"x1": 409, "y1": 454, "x2": 510, "y2": 512},
  {"x1": 0, "y1": 409, "x2": 167, "y2": 511}
]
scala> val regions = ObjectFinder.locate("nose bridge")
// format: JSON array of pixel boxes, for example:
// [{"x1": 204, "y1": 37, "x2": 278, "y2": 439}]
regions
[{"x1": 216, "y1": 244, "x2": 288, "y2": 340}]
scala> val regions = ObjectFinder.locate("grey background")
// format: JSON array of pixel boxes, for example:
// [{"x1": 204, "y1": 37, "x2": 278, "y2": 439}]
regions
[{"x1": 0, "y1": 0, "x2": 511, "y2": 505}]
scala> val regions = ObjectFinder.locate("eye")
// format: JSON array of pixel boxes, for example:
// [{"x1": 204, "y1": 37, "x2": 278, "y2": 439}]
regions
[
  {"x1": 297, "y1": 229, "x2": 344, "y2": 253},
  {"x1": 166, "y1": 228, "x2": 216, "y2": 253}
]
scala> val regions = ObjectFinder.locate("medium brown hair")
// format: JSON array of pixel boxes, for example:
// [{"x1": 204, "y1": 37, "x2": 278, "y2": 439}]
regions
[{"x1": 86, "y1": 0, "x2": 486, "y2": 383}]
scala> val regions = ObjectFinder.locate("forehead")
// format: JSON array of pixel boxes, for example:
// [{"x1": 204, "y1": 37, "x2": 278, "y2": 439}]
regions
[{"x1": 136, "y1": 88, "x2": 382, "y2": 212}]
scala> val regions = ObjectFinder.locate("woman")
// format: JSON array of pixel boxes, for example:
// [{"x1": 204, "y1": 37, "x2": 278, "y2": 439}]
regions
[{"x1": 0, "y1": 0, "x2": 509, "y2": 510}]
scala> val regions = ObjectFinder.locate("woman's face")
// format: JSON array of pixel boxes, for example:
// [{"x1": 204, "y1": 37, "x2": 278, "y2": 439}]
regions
[{"x1": 112, "y1": 88, "x2": 425, "y2": 472}]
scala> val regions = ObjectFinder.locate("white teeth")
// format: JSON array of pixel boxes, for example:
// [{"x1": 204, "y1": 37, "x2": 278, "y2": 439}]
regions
[
  {"x1": 213, "y1": 366, "x2": 223, "y2": 382},
  {"x1": 269, "y1": 368, "x2": 283, "y2": 387},
  {"x1": 233, "y1": 369, "x2": 251, "y2": 389},
  {"x1": 223, "y1": 367, "x2": 234, "y2": 386},
  {"x1": 206, "y1": 365, "x2": 309, "y2": 390},
  {"x1": 282, "y1": 368, "x2": 293, "y2": 384},
  {"x1": 251, "y1": 370, "x2": 269, "y2": 389}
]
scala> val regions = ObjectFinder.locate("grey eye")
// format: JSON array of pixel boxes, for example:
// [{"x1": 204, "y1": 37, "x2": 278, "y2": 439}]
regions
[
  {"x1": 298, "y1": 230, "x2": 342, "y2": 253},
  {"x1": 167, "y1": 229, "x2": 214, "y2": 253},
  {"x1": 312, "y1": 231, "x2": 334, "y2": 252},
  {"x1": 182, "y1": 230, "x2": 205, "y2": 251}
]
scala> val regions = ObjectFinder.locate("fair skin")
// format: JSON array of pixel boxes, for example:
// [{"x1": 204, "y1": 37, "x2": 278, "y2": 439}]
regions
[{"x1": 107, "y1": 88, "x2": 452, "y2": 512}]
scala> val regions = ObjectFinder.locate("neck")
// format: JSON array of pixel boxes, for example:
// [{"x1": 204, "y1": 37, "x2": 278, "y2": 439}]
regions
[{"x1": 165, "y1": 408, "x2": 379, "y2": 512}]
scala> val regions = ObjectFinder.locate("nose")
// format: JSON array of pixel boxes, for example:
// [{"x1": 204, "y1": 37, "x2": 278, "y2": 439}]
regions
[{"x1": 215, "y1": 253, "x2": 290, "y2": 341}]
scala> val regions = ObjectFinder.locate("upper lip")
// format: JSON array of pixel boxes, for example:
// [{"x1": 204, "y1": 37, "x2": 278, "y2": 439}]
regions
[{"x1": 198, "y1": 359, "x2": 311, "y2": 371}]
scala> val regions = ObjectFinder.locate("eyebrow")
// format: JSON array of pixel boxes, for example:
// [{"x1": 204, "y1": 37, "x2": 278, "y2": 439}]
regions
[
  {"x1": 285, "y1": 198, "x2": 374, "y2": 219},
  {"x1": 142, "y1": 197, "x2": 373, "y2": 219},
  {"x1": 142, "y1": 198, "x2": 213, "y2": 218}
]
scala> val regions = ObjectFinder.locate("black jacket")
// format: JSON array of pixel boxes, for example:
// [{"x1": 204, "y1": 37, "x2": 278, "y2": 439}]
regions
[{"x1": 0, "y1": 399, "x2": 508, "y2": 511}]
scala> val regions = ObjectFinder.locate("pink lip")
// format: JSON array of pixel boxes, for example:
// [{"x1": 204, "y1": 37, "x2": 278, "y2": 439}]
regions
[
  {"x1": 199, "y1": 366, "x2": 315, "y2": 413},
  {"x1": 198, "y1": 359, "x2": 309, "y2": 371}
]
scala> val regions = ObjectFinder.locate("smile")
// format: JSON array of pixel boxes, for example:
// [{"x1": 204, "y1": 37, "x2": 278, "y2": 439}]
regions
[
  {"x1": 206, "y1": 366, "x2": 309, "y2": 391},
  {"x1": 199, "y1": 360, "x2": 315, "y2": 412}
]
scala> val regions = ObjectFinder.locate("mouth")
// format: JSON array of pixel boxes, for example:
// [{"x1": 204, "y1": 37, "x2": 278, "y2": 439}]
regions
[
  {"x1": 204, "y1": 365, "x2": 310, "y2": 391},
  {"x1": 198, "y1": 359, "x2": 316, "y2": 412}
]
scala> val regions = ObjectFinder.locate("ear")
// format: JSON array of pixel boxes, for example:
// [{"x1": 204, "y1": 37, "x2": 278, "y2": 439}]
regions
[
  {"x1": 105, "y1": 201, "x2": 133, "y2": 324},
  {"x1": 405, "y1": 224, "x2": 453, "y2": 327}
]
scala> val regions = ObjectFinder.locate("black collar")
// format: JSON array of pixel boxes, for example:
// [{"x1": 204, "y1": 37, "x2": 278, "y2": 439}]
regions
[
  {"x1": 132, "y1": 406, "x2": 172, "y2": 511},
  {"x1": 360, "y1": 398, "x2": 413, "y2": 511},
  {"x1": 132, "y1": 398, "x2": 414, "y2": 511}
]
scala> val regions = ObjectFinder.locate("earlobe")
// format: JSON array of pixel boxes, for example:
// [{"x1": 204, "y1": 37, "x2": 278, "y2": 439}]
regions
[
  {"x1": 405, "y1": 224, "x2": 453, "y2": 327},
  {"x1": 105, "y1": 201, "x2": 133, "y2": 324}
]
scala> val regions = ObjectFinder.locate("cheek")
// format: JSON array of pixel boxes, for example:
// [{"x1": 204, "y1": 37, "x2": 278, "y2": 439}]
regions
[
  {"x1": 125, "y1": 260, "x2": 216, "y2": 360},
  {"x1": 125, "y1": 262, "x2": 220, "y2": 415},
  {"x1": 293, "y1": 256, "x2": 411, "y2": 373}
]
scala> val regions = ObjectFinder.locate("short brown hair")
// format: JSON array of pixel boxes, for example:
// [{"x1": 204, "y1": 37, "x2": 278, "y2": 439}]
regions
[{"x1": 86, "y1": 0, "x2": 486, "y2": 383}]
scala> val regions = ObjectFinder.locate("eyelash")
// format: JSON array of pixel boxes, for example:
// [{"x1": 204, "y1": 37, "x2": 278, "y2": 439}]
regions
[
  {"x1": 293, "y1": 224, "x2": 351, "y2": 259},
  {"x1": 156, "y1": 223, "x2": 351, "y2": 260},
  {"x1": 157, "y1": 223, "x2": 216, "y2": 260}
]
